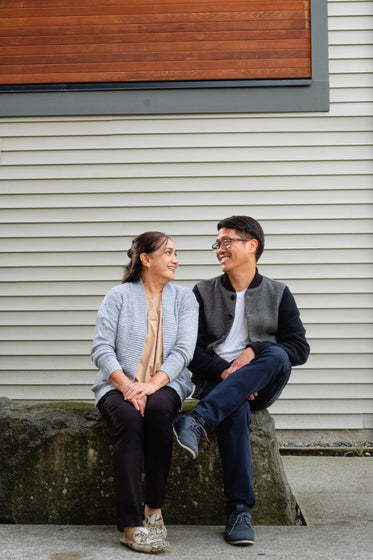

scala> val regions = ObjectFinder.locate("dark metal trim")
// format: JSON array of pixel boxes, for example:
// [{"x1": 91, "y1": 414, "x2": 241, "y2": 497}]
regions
[{"x1": 0, "y1": 79, "x2": 312, "y2": 94}]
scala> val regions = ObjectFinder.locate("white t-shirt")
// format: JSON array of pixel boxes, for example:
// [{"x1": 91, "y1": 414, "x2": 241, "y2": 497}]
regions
[{"x1": 213, "y1": 290, "x2": 249, "y2": 362}]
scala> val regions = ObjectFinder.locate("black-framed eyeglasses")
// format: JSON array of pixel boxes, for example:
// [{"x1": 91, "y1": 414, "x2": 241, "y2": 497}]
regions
[{"x1": 211, "y1": 238, "x2": 255, "y2": 252}]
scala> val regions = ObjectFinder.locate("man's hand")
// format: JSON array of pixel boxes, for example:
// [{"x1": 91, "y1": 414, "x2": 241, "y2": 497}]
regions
[
  {"x1": 220, "y1": 347, "x2": 256, "y2": 379},
  {"x1": 220, "y1": 347, "x2": 258, "y2": 401},
  {"x1": 230, "y1": 346, "x2": 256, "y2": 371}
]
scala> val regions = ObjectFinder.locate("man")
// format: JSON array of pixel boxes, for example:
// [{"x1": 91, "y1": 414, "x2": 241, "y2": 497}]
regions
[{"x1": 173, "y1": 215, "x2": 310, "y2": 545}]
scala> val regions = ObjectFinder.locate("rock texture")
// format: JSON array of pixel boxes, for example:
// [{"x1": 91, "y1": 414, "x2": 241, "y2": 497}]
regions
[{"x1": 0, "y1": 398, "x2": 296, "y2": 525}]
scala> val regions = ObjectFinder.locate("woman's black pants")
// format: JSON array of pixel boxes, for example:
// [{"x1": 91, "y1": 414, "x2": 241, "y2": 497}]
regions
[{"x1": 98, "y1": 386, "x2": 181, "y2": 531}]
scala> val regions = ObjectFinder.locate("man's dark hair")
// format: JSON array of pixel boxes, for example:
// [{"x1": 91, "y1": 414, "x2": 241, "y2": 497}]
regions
[{"x1": 217, "y1": 215, "x2": 265, "y2": 261}]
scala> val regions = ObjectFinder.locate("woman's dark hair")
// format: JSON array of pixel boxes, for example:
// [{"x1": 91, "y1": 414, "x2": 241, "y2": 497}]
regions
[
  {"x1": 217, "y1": 215, "x2": 265, "y2": 261},
  {"x1": 122, "y1": 231, "x2": 170, "y2": 283}
]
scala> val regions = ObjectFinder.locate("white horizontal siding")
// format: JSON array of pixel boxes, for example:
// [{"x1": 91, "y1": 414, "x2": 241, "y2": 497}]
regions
[
  {"x1": 2, "y1": 338, "x2": 372, "y2": 357},
  {"x1": 1, "y1": 189, "x2": 373, "y2": 207},
  {"x1": 0, "y1": 0, "x2": 372, "y2": 431},
  {"x1": 1, "y1": 249, "x2": 372, "y2": 267}
]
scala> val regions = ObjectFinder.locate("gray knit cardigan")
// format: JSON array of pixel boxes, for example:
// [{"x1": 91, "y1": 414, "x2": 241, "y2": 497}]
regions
[{"x1": 91, "y1": 279, "x2": 199, "y2": 406}]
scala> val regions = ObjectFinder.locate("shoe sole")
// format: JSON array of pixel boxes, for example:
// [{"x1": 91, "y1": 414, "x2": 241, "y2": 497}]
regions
[
  {"x1": 225, "y1": 539, "x2": 254, "y2": 546},
  {"x1": 120, "y1": 539, "x2": 169, "y2": 553},
  {"x1": 225, "y1": 538, "x2": 254, "y2": 546},
  {"x1": 172, "y1": 425, "x2": 197, "y2": 459}
]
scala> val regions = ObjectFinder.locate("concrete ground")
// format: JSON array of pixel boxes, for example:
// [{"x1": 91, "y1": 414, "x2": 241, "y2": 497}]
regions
[{"x1": 0, "y1": 456, "x2": 372, "y2": 560}]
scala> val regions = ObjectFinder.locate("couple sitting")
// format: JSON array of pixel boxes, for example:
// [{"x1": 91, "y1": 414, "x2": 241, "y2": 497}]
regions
[{"x1": 91, "y1": 215, "x2": 310, "y2": 553}]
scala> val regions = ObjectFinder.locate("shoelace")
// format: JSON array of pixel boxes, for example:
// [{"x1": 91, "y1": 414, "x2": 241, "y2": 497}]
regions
[
  {"x1": 188, "y1": 418, "x2": 209, "y2": 442},
  {"x1": 229, "y1": 512, "x2": 253, "y2": 530}
]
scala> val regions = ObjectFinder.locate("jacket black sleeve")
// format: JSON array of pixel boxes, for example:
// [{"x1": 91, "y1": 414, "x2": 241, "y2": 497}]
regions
[{"x1": 250, "y1": 287, "x2": 310, "y2": 367}]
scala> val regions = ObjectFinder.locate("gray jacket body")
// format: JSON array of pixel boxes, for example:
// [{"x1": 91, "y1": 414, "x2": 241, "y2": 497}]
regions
[{"x1": 189, "y1": 271, "x2": 310, "y2": 388}]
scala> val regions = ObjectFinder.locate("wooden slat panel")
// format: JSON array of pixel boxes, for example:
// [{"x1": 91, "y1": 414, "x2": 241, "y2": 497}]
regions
[{"x1": 0, "y1": 0, "x2": 311, "y2": 84}]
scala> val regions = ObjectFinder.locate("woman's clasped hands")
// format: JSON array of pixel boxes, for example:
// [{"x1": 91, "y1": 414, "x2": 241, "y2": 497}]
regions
[{"x1": 123, "y1": 381, "x2": 157, "y2": 416}]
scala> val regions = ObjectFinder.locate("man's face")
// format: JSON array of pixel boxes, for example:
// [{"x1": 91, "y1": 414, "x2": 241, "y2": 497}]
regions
[{"x1": 215, "y1": 227, "x2": 254, "y2": 273}]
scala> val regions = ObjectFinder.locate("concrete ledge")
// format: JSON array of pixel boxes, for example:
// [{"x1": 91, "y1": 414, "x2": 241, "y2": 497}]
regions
[{"x1": 0, "y1": 398, "x2": 296, "y2": 525}]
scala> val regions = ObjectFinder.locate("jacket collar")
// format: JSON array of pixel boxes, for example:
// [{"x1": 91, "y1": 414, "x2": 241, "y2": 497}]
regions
[{"x1": 221, "y1": 268, "x2": 262, "y2": 292}]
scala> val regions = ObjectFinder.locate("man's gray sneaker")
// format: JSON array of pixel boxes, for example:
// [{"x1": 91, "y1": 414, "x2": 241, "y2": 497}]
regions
[
  {"x1": 224, "y1": 504, "x2": 254, "y2": 545},
  {"x1": 172, "y1": 413, "x2": 207, "y2": 459}
]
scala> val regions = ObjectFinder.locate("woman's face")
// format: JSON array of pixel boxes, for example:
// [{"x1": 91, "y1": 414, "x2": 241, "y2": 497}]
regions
[{"x1": 146, "y1": 239, "x2": 178, "y2": 283}]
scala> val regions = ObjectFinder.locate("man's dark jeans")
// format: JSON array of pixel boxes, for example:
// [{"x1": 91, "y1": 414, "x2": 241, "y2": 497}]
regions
[{"x1": 193, "y1": 346, "x2": 292, "y2": 511}]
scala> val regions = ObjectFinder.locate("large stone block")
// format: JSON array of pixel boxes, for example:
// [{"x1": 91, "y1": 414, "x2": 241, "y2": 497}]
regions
[{"x1": 0, "y1": 398, "x2": 296, "y2": 525}]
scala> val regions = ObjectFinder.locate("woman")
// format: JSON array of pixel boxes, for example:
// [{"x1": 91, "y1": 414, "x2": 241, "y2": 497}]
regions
[{"x1": 91, "y1": 231, "x2": 198, "y2": 553}]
